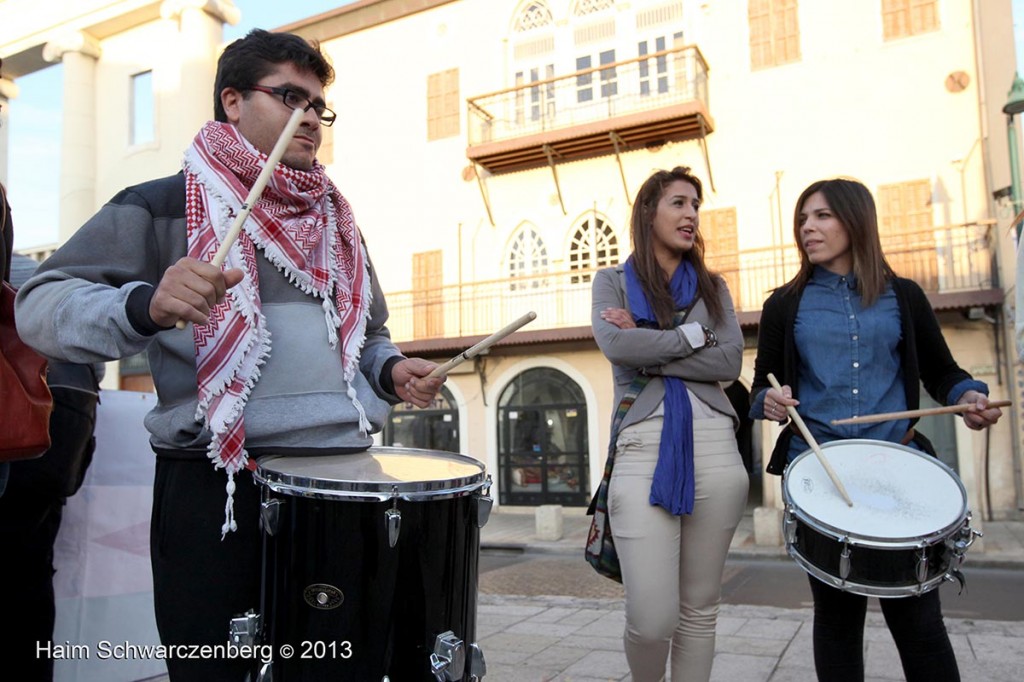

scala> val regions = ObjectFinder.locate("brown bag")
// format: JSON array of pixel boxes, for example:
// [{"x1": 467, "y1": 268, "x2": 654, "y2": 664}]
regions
[{"x1": 1, "y1": 280, "x2": 52, "y2": 461}]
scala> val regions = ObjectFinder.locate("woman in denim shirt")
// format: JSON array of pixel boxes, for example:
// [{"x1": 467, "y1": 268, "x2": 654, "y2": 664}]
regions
[
  {"x1": 592, "y1": 167, "x2": 748, "y2": 681},
  {"x1": 750, "y1": 178, "x2": 1002, "y2": 682}
]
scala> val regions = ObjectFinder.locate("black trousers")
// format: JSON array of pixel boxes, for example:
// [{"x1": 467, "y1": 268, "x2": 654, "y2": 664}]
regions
[
  {"x1": 0, "y1": 385, "x2": 97, "y2": 682},
  {"x1": 0, "y1": 482, "x2": 64, "y2": 681},
  {"x1": 150, "y1": 457, "x2": 263, "y2": 682},
  {"x1": 808, "y1": 575, "x2": 960, "y2": 682}
]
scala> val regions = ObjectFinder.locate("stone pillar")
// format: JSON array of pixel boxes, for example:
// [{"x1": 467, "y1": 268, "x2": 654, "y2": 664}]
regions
[
  {"x1": 0, "y1": 76, "x2": 19, "y2": 188},
  {"x1": 535, "y1": 504, "x2": 564, "y2": 541},
  {"x1": 161, "y1": 0, "x2": 240, "y2": 137},
  {"x1": 43, "y1": 32, "x2": 101, "y2": 244}
]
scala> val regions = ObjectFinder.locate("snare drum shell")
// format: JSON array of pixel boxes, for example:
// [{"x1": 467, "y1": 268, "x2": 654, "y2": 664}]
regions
[{"x1": 255, "y1": 448, "x2": 486, "y2": 681}]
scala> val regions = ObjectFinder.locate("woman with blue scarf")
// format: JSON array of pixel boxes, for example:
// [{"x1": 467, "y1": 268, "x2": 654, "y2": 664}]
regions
[{"x1": 592, "y1": 167, "x2": 748, "y2": 681}]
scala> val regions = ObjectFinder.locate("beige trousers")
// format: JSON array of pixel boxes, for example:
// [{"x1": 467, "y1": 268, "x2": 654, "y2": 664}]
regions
[{"x1": 608, "y1": 415, "x2": 749, "y2": 682}]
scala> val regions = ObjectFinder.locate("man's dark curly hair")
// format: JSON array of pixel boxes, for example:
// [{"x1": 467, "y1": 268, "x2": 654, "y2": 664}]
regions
[{"x1": 213, "y1": 29, "x2": 335, "y2": 122}]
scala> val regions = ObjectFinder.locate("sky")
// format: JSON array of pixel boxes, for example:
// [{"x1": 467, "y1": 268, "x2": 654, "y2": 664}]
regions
[
  {"x1": 6, "y1": 0, "x2": 1024, "y2": 249},
  {"x1": 6, "y1": 0, "x2": 352, "y2": 249}
]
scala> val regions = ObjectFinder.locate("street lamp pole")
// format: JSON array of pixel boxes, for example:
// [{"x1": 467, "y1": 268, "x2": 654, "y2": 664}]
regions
[{"x1": 1003, "y1": 73, "x2": 1024, "y2": 237}]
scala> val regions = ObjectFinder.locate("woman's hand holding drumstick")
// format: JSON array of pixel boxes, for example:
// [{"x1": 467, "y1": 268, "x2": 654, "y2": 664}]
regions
[
  {"x1": 767, "y1": 373, "x2": 854, "y2": 507},
  {"x1": 171, "y1": 108, "x2": 306, "y2": 330}
]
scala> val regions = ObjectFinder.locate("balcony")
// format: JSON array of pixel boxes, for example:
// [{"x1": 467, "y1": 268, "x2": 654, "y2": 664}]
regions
[
  {"x1": 466, "y1": 45, "x2": 711, "y2": 174},
  {"x1": 386, "y1": 222, "x2": 1001, "y2": 350}
]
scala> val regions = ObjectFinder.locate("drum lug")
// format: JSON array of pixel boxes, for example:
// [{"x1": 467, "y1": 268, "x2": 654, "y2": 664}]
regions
[
  {"x1": 430, "y1": 631, "x2": 466, "y2": 681},
  {"x1": 229, "y1": 610, "x2": 262, "y2": 648},
  {"x1": 783, "y1": 506, "x2": 797, "y2": 546},
  {"x1": 466, "y1": 642, "x2": 487, "y2": 680},
  {"x1": 916, "y1": 548, "x2": 929, "y2": 583},
  {"x1": 839, "y1": 539, "x2": 851, "y2": 581},
  {"x1": 476, "y1": 482, "x2": 494, "y2": 529},
  {"x1": 261, "y1": 499, "x2": 282, "y2": 537},
  {"x1": 385, "y1": 508, "x2": 402, "y2": 548}
]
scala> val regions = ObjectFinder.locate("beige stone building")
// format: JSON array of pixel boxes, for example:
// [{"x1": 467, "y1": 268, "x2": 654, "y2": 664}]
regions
[{"x1": 2, "y1": 0, "x2": 1022, "y2": 546}]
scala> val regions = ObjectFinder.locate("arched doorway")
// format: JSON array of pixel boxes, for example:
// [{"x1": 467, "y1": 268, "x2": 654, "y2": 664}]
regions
[
  {"x1": 383, "y1": 385, "x2": 460, "y2": 453},
  {"x1": 497, "y1": 367, "x2": 589, "y2": 506}
]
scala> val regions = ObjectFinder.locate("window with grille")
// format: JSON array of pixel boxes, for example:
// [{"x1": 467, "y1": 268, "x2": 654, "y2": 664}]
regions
[
  {"x1": 508, "y1": 227, "x2": 549, "y2": 290},
  {"x1": 569, "y1": 217, "x2": 619, "y2": 284},
  {"x1": 515, "y1": 64, "x2": 556, "y2": 125},
  {"x1": 882, "y1": 0, "x2": 939, "y2": 41},
  {"x1": 515, "y1": 2, "x2": 554, "y2": 32},
  {"x1": 748, "y1": 0, "x2": 800, "y2": 70},
  {"x1": 638, "y1": 32, "x2": 684, "y2": 96},
  {"x1": 572, "y1": 0, "x2": 614, "y2": 16},
  {"x1": 427, "y1": 69, "x2": 460, "y2": 140}
]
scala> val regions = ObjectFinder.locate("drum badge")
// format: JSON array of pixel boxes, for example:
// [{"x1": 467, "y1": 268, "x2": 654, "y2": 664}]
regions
[{"x1": 303, "y1": 584, "x2": 344, "y2": 610}]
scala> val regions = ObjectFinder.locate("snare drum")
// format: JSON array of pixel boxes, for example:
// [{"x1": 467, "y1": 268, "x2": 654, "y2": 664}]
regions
[
  {"x1": 782, "y1": 439, "x2": 979, "y2": 598},
  {"x1": 243, "y1": 447, "x2": 492, "y2": 681}
]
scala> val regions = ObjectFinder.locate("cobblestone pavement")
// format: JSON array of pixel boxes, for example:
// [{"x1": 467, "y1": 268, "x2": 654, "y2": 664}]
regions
[{"x1": 476, "y1": 594, "x2": 1024, "y2": 682}]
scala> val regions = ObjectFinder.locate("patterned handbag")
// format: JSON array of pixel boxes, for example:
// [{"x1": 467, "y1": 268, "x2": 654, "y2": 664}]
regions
[{"x1": 585, "y1": 374, "x2": 651, "y2": 582}]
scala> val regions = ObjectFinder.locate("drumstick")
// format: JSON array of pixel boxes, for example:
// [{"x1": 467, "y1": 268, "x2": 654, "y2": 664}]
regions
[
  {"x1": 175, "y1": 108, "x2": 305, "y2": 330},
  {"x1": 425, "y1": 312, "x2": 537, "y2": 379},
  {"x1": 830, "y1": 400, "x2": 1011, "y2": 425},
  {"x1": 767, "y1": 373, "x2": 854, "y2": 507}
]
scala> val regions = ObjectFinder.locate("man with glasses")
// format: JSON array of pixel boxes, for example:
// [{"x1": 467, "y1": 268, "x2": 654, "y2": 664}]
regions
[{"x1": 16, "y1": 30, "x2": 443, "y2": 681}]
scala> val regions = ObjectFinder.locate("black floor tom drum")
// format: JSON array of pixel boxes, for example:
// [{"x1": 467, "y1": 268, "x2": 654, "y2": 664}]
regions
[{"x1": 246, "y1": 447, "x2": 491, "y2": 681}]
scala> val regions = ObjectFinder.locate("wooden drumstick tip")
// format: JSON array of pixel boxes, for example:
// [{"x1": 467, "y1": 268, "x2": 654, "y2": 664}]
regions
[{"x1": 766, "y1": 373, "x2": 854, "y2": 507}]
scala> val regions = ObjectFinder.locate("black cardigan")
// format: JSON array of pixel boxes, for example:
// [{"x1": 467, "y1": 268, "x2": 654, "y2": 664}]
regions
[{"x1": 751, "y1": 276, "x2": 975, "y2": 475}]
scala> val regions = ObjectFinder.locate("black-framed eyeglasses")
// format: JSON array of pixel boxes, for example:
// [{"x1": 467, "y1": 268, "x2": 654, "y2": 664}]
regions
[{"x1": 245, "y1": 85, "x2": 336, "y2": 127}]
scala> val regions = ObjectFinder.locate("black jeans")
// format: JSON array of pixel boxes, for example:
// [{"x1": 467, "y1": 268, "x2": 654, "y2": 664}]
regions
[{"x1": 808, "y1": 576, "x2": 960, "y2": 682}]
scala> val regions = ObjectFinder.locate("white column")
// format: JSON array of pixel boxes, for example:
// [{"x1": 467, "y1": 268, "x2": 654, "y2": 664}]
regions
[
  {"x1": 161, "y1": 0, "x2": 240, "y2": 137},
  {"x1": 0, "y1": 77, "x2": 19, "y2": 188},
  {"x1": 43, "y1": 32, "x2": 101, "y2": 244}
]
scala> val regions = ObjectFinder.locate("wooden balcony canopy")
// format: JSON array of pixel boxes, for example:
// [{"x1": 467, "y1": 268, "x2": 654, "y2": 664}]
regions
[{"x1": 467, "y1": 102, "x2": 712, "y2": 174}]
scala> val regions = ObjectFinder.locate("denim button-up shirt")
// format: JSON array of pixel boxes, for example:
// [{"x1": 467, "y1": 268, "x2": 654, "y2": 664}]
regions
[{"x1": 784, "y1": 268, "x2": 982, "y2": 462}]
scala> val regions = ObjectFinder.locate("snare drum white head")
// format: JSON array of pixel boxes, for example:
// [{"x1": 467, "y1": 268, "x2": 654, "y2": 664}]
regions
[{"x1": 783, "y1": 440, "x2": 967, "y2": 541}]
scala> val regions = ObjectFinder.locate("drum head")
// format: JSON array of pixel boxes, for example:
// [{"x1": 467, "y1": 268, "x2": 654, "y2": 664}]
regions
[
  {"x1": 783, "y1": 439, "x2": 967, "y2": 543},
  {"x1": 256, "y1": 446, "x2": 486, "y2": 500}
]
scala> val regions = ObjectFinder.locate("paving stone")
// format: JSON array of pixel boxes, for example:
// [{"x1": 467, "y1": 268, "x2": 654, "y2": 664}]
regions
[{"x1": 708, "y1": 652, "x2": 777, "y2": 682}]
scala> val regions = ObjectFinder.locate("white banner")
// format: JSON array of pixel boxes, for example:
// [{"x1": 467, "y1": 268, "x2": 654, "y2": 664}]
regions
[{"x1": 52, "y1": 390, "x2": 166, "y2": 682}]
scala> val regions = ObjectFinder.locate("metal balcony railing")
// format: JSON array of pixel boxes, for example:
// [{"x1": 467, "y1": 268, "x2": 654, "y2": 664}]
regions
[
  {"x1": 466, "y1": 44, "x2": 711, "y2": 172},
  {"x1": 385, "y1": 222, "x2": 997, "y2": 343}
]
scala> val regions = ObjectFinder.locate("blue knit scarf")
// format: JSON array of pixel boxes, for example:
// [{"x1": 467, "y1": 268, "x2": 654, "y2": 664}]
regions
[{"x1": 623, "y1": 256, "x2": 697, "y2": 516}]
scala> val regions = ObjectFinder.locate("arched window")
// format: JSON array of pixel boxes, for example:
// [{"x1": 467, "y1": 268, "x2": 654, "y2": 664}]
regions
[
  {"x1": 507, "y1": 226, "x2": 549, "y2": 290},
  {"x1": 515, "y1": 1, "x2": 554, "y2": 32},
  {"x1": 512, "y1": 3, "x2": 556, "y2": 128},
  {"x1": 383, "y1": 385, "x2": 459, "y2": 453},
  {"x1": 571, "y1": 0, "x2": 615, "y2": 17},
  {"x1": 569, "y1": 216, "x2": 619, "y2": 284},
  {"x1": 497, "y1": 368, "x2": 589, "y2": 506}
]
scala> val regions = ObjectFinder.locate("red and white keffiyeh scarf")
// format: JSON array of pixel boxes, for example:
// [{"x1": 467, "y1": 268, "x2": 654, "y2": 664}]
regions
[{"x1": 183, "y1": 121, "x2": 372, "y2": 535}]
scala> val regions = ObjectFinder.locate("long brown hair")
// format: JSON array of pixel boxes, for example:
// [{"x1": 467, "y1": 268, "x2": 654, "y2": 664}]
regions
[
  {"x1": 788, "y1": 178, "x2": 894, "y2": 306},
  {"x1": 629, "y1": 166, "x2": 723, "y2": 327}
]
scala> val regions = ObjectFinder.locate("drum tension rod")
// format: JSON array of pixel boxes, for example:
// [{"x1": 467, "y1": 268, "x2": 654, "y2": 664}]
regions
[{"x1": 838, "y1": 538, "x2": 852, "y2": 582}]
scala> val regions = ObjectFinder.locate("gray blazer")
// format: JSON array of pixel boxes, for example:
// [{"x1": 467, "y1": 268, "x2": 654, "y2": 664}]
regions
[{"x1": 591, "y1": 265, "x2": 743, "y2": 432}]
